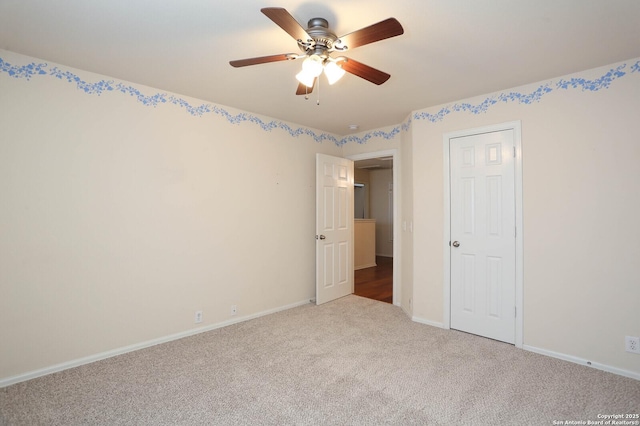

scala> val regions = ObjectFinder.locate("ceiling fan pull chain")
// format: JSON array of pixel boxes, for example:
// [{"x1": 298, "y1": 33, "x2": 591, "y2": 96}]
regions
[{"x1": 317, "y1": 74, "x2": 321, "y2": 106}]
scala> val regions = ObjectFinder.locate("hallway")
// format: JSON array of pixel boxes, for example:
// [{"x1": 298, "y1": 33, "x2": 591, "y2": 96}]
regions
[{"x1": 354, "y1": 256, "x2": 393, "y2": 304}]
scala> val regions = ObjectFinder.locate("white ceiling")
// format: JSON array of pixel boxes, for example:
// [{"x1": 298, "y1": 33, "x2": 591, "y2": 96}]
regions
[{"x1": 2, "y1": 1, "x2": 640, "y2": 135}]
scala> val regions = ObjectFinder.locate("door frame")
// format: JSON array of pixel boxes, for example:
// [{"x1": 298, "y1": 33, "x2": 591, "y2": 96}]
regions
[
  {"x1": 346, "y1": 149, "x2": 400, "y2": 306},
  {"x1": 442, "y1": 121, "x2": 524, "y2": 348}
]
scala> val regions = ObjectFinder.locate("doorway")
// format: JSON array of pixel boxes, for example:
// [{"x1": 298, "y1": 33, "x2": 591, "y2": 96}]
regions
[
  {"x1": 443, "y1": 122, "x2": 524, "y2": 348},
  {"x1": 355, "y1": 255, "x2": 393, "y2": 303},
  {"x1": 348, "y1": 150, "x2": 399, "y2": 305}
]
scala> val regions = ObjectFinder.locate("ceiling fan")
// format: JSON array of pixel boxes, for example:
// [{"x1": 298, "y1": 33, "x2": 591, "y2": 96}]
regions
[{"x1": 229, "y1": 7, "x2": 404, "y2": 95}]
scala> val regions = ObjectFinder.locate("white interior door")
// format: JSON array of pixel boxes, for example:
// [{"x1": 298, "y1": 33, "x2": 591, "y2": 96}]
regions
[
  {"x1": 450, "y1": 130, "x2": 516, "y2": 344},
  {"x1": 316, "y1": 154, "x2": 354, "y2": 305}
]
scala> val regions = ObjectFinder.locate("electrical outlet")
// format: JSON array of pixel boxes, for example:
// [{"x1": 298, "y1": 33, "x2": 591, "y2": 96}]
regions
[
  {"x1": 195, "y1": 310, "x2": 203, "y2": 324},
  {"x1": 231, "y1": 305, "x2": 237, "y2": 316},
  {"x1": 625, "y1": 336, "x2": 640, "y2": 354}
]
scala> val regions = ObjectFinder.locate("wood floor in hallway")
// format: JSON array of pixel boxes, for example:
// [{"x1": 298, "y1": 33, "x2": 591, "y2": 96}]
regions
[{"x1": 354, "y1": 256, "x2": 393, "y2": 304}]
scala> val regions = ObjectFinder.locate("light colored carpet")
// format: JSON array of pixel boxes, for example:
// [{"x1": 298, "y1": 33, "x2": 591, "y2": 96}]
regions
[{"x1": 1, "y1": 295, "x2": 638, "y2": 425}]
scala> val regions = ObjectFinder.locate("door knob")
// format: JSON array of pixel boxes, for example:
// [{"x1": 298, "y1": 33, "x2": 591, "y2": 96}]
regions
[
  {"x1": 317, "y1": 235, "x2": 326, "y2": 240},
  {"x1": 452, "y1": 241, "x2": 460, "y2": 247}
]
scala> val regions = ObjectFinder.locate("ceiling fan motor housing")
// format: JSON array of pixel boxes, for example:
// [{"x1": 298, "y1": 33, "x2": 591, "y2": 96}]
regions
[{"x1": 300, "y1": 18, "x2": 340, "y2": 56}]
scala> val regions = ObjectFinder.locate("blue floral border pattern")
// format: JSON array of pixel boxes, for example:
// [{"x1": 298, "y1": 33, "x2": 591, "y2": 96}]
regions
[
  {"x1": 413, "y1": 63, "x2": 638, "y2": 125},
  {"x1": 1, "y1": 57, "x2": 638, "y2": 146},
  {"x1": 0, "y1": 57, "x2": 342, "y2": 146}
]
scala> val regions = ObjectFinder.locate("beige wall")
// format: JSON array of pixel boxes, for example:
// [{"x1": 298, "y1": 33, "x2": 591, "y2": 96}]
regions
[
  {"x1": 410, "y1": 59, "x2": 640, "y2": 376},
  {"x1": 353, "y1": 168, "x2": 371, "y2": 185},
  {"x1": 2, "y1": 48, "x2": 638, "y2": 383},
  {"x1": 353, "y1": 168, "x2": 370, "y2": 219},
  {"x1": 370, "y1": 168, "x2": 394, "y2": 257},
  {"x1": 0, "y1": 50, "x2": 342, "y2": 381}
]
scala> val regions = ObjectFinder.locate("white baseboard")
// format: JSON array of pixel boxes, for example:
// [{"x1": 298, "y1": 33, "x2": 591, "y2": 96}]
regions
[
  {"x1": 412, "y1": 316, "x2": 444, "y2": 329},
  {"x1": 0, "y1": 299, "x2": 311, "y2": 388},
  {"x1": 6, "y1": 302, "x2": 636, "y2": 388},
  {"x1": 400, "y1": 303, "x2": 411, "y2": 317},
  {"x1": 522, "y1": 345, "x2": 640, "y2": 381},
  {"x1": 354, "y1": 263, "x2": 377, "y2": 270},
  {"x1": 407, "y1": 324, "x2": 639, "y2": 381}
]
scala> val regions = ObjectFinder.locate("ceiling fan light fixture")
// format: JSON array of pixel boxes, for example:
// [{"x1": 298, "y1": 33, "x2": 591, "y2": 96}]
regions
[
  {"x1": 295, "y1": 69, "x2": 316, "y2": 88},
  {"x1": 230, "y1": 9, "x2": 404, "y2": 97},
  {"x1": 324, "y1": 61, "x2": 345, "y2": 85},
  {"x1": 301, "y1": 54, "x2": 324, "y2": 77},
  {"x1": 296, "y1": 54, "x2": 325, "y2": 88}
]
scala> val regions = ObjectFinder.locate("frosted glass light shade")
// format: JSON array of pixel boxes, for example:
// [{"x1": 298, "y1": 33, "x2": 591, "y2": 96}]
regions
[
  {"x1": 302, "y1": 55, "x2": 323, "y2": 77},
  {"x1": 324, "y1": 61, "x2": 345, "y2": 85},
  {"x1": 296, "y1": 69, "x2": 316, "y2": 88}
]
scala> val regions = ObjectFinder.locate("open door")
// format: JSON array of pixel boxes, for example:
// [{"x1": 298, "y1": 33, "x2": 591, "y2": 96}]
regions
[{"x1": 316, "y1": 154, "x2": 354, "y2": 305}]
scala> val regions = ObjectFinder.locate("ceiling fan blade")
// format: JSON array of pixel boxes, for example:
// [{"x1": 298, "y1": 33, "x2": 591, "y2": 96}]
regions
[
  {"x1": 296, "y1": 79, "x2": 315, "y2": 95},
  {"x1": 340, "y1": 58, "x2": 391, "y2": 85},
  {"x1": 229, "y1": 54, "x2": 295, "y2": 68},
  {"x1": 337, "y1": 18, "x2": 404, "y2": 50},
  {"x1": 261, "y1": 7, "x2": 312, "y2": 43}
]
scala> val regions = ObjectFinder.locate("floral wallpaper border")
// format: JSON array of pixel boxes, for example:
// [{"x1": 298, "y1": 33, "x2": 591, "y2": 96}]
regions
[{"x1": 1, "y1": 55, "x2": 638, "y2": 147}]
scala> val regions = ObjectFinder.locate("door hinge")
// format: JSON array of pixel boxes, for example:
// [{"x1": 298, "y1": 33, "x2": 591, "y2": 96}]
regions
[
  {"x1": 515, "y1": 307, "x2": 517, "y2": 318},
  {"x1": 515, "y1": 226, "x2": 517, "y2": 238},
  {"x1": 513, "y1": 147, "x2": 516, "y2": 158}
]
